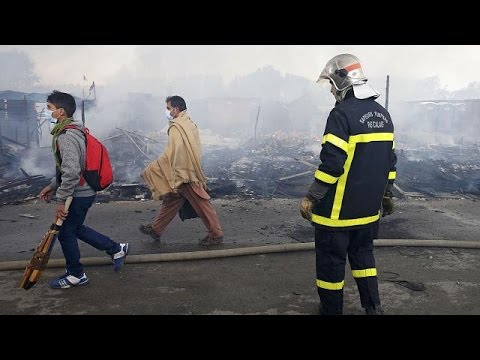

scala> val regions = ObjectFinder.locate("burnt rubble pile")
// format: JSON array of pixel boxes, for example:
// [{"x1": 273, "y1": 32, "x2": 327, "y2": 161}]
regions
[
  {"x1": 0, "y1": 174, "x2": 50, "y2": 205},
  {"x1": 0, "y1": 148, "x2": 50, "y2": 205},
  {"x1": 2, "y1": 128, "x2": 480, "y2": 204},
  {"x1": 395, "y1": 145, "x2": 480, "y2": 197},
  {"x1": 0, "y1": 128, "x2": 163, "y2": 205},
  {"x1": 104, "y1": 128, "x2": 167, "y2": 184},
  {"x1": 203, "y1": 132, "x2": 318, "y2": 198}
]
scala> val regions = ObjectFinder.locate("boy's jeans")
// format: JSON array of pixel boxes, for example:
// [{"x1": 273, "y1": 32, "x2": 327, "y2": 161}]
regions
[{"x1": 58, "y1": 195, "x2": 120, "y2": 277}]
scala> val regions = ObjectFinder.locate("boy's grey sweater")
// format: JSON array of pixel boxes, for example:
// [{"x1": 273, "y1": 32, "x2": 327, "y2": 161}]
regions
[{"x1": 50, "y1": 119, "x2": 96, "y2": 203}]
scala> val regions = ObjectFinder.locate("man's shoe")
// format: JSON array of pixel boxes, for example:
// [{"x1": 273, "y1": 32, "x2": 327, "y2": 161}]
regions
[
  {"x1": 112, "y1": 243, "x2": 129, "y2": 272},
  {"x1": 199, "y1": 235, "x2": 224, "y2": 247},
  {"x1": 49, "y1": 272, "x2": 89, "y2": 289},
  {"x1": 139, "y1": 224, "x2": 161, "y2": 242}
]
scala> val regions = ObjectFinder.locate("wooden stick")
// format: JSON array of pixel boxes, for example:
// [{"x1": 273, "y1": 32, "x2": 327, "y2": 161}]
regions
[{"x1": 20, "y1": 197, "x2": 73, "y2": 289}]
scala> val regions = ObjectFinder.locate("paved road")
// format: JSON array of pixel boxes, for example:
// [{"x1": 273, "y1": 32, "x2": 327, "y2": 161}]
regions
[
  {"x1": 1, "y1": 247, "x2": 479, "y2": 315},
  {"x1": 0, "y1": 197, "x2": 479, "y2": 315}
]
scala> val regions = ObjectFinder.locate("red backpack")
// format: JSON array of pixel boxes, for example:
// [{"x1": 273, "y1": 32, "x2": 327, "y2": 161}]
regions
[{"x1": 64, "y1": 125, "x2": 114, "y2": 191}]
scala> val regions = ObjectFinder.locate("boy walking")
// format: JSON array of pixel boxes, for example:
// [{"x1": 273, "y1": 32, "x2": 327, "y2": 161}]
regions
[{"x1": 39, "y1": 90, "x2": 128, "y2": 289}]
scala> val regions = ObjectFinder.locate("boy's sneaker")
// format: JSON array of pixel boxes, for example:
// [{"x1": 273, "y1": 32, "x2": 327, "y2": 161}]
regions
[
  {"x1": 49, "y1": 272, "x2": 89, "y2": 289},
  {"x1": 112, "y1": 243, "x2": 129, "y2": 272}
]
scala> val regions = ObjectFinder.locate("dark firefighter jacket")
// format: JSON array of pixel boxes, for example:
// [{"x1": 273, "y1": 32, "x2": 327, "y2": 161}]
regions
[{"x1": 312, "y1": 93, "x2": 397, "y2": 230}]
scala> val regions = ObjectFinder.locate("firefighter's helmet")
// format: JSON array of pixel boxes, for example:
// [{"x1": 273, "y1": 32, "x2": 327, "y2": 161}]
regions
[
  {"x1": 317, "y1": 54, "x2": 367, "y2": 90},
  {"x1": 317, "y1": 54, "x2": 379, "y2": 102}
]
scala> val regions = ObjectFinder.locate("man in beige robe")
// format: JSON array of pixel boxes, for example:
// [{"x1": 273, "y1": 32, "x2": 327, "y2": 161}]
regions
[{"x1": 140, "y1": 95, "x2": 223, "y2": 246}]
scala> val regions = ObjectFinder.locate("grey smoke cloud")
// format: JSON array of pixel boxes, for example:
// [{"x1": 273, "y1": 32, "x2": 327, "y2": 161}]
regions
[
  {"x1": 2, "y1": 45, "x2": 480, "y2": 92},
  {"x1": 2, "y1": 45, "x2": 480, "y2": 147}
]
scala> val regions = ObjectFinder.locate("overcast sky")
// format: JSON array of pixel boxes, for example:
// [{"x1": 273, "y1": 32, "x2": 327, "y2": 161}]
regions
[{"x1": 0, "y1": 45, "x2": 477, "y2": 91}]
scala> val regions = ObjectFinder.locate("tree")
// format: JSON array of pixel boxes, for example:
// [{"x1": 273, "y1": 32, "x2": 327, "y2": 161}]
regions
[{"x1": 0, "y1": 50, "x2": 39, "y2": 90}]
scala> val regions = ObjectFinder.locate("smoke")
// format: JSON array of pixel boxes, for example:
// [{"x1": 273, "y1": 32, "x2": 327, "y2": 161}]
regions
[
  {"x1": 82, "y1": 90, "x2": 164, "y2": 139},
  {"x1": 19, "y1": 147, "x2": 55, "y2": 178},
  {"x1": 1, "y1": 46, "x2": 480, "y2": 200},
  {"x1": 2, "y1": 45, "x2": 480, "y2": 157},
  {"x1": 0, "y1": 50, "x2": 39, "y2": 89}
]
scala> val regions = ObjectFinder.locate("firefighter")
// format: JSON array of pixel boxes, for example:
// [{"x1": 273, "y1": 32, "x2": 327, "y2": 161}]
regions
[{"x1": 300, "y1": 54, "x2": 397, "y2": 315}]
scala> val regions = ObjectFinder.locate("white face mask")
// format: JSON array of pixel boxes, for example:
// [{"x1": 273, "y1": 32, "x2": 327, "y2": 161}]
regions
[
  {"x1": 44, "y1": 108, "x2": 53, "y2": 121},
  {"x1": 44, "y1": 109, "x2": 57, "y2": 130},
  {"x1": 165, "y1": 109, "x2": 174, "y2": 120}
]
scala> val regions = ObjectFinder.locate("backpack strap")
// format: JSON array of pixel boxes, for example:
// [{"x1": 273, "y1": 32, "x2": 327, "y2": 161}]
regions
[{"x1": 63, "y1": 124, "x2": 85, "y2": 135}]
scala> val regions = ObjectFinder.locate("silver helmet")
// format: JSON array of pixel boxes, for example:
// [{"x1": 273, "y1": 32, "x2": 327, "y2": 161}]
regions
[{"x1": 317, "y1": 54, "x2": 379, "y2": 102}]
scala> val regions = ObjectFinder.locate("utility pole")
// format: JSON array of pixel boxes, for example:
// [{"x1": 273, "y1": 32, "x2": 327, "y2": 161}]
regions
[
  {"x1": 385, "y1": 75, "x2": 390, "y2": 111},
  {"x1": 82, "y1": 75, "x2": 87, "y2": 126},
  {"x1": 254, "y1": 106, "x2": 261, "y2": 143},
  {"x1": 81, "y1": 100, "x2": 85, "y2": 126},
  {"x1": 0, "y1": 111, "x2": 3, "y2": 153},
  {"x1": 24, "y1": 95, "x2": 30, "y2": 148},
  {"x1": 0, "y1": 100, "x2": 4, "y2": 152}
]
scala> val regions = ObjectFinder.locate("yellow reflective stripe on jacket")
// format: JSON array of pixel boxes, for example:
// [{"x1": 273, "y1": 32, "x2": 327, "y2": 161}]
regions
[
  {"x1": 315, "y1": 169, "x2": 338, "y2": 184},
  {"x1": 330, "y1": 132, "x2": 394, "y2": 220},
  {"x1": 388, "y1": 171, "x2": 396, "y2": 180},
  {"x1": 322, "y1": 133, "x2": 348, "y2": 153},
  {"x1": 352, "y1": 268, "x2": 377, "y2": 278},
  {"x1": 312, "y1": 212, "x2": 380, "y2": 227},
  {"x1": 331, "y1": 143, "x2": 356, "y2": 219},
  {"x1": 316, "y1": 279, "x2": 344, "y2": 290},
  {"x1": 349, "y1": 132, "x2": 394, "y2": 144}
]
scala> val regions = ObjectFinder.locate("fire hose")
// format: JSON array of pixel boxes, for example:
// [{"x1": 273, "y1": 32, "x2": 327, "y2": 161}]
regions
[{"x1": 0, "y1": 239, "x2": 479, "y2": 271}]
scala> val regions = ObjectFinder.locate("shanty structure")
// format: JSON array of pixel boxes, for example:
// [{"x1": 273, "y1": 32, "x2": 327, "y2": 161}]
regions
[
  {"x1": 397, "y1": 99, "x2": 480, "y2": 138},
  {"x1": 0, "y1": 97, "x2": 39, "y2": 152}
]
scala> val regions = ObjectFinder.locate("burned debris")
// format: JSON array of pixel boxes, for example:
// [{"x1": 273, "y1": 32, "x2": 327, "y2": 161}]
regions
[
  {"x1": 396, "y1": 144, "x2": 480, "y2": 198},
  {"x1": 1, "y1": 91, "x2": 479, "y2": 204},
  {"x1": 103, "y1": 127, "x2": 165, "y2": 184},
  {"x1": 2, "y1": 125, "x2": 480, "y2": 204},
  {"x1": 0, "y1": 169, "x2": 49, "y2": 205},
  {"x1": 203, "y1": 131, "x2": 316, "y2": 198}
]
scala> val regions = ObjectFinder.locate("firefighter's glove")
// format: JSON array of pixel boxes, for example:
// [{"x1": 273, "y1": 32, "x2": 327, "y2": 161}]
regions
[
  {"x1": 300, "y1": 197, "x2": 314, "y2": 221},
  {"x1": 382, "y1": 196, "x2": 394, "y2": 217}
]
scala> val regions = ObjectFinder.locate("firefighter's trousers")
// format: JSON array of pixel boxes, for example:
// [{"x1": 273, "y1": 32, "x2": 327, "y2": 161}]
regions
[{"x1": 315, "y1": 224, "x2": 381, "y2": 315}]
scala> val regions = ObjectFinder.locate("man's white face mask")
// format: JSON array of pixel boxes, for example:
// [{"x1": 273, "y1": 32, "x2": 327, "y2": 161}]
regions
[
  {"x1": 165, "y1": 109, "x2": 173, "y2": 120},
  {"x1": 45, "y1": 109, "x2": 57, "y2": 130}
]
